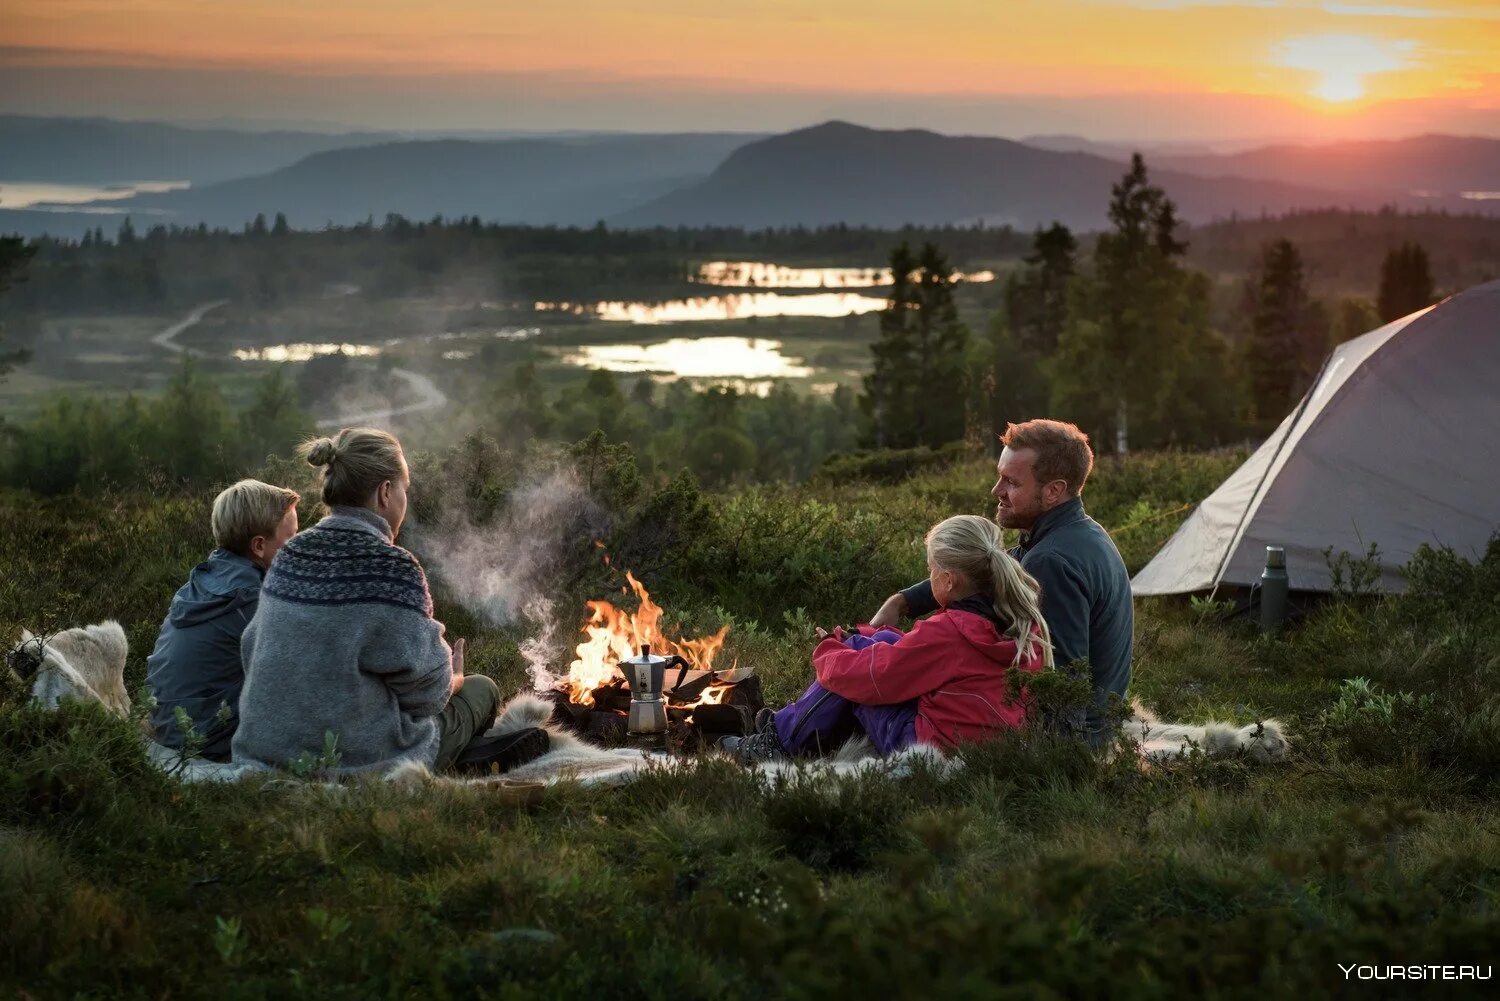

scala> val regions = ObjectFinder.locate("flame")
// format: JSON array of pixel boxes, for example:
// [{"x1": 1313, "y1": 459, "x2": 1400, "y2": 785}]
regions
[{"x1": 565, "y1": 571, "x2": 729, "y2": 706}]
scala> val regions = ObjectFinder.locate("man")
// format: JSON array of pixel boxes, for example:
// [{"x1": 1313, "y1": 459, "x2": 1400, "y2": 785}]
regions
[
  {"x1": 145, "y1": 479, "x2": 299, "y2": 760},
  {"x1": 871, "y1": 419, "x2": 1132, "y2": 745}
]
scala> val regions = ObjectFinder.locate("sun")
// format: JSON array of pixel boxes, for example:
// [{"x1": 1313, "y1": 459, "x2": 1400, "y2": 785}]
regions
[{"x1": 1274, "y1": 33, "x2": 1416, "y2": 104}]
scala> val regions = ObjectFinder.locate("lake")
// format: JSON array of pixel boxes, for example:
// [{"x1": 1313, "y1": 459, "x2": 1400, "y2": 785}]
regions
[
  {"x1": 558, "y1": 336, "x2": 814, "y2": 379},
  {"x1": 692, "y1": 261, "x2": 996, "y2": 288},
  {"x1": 535, "y1": 291, "x2": 888, "y2": 324},
  {"x1": 0, "y1": 180, "x2": 190, "y2": 211}
]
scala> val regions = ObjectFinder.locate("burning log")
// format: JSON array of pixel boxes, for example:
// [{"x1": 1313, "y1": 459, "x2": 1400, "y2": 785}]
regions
[{"x1": 539, "y1": 570, "x2": 764, "y2": 750}]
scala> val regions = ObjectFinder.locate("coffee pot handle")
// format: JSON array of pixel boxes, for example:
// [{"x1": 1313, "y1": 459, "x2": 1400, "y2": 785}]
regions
[{"x1": 667, "y1": 655, "x2": 690, "y2": 694}]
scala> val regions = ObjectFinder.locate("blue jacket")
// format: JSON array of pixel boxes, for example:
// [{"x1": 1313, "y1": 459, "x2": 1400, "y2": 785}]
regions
[
  {"x1": 145, "y1": 549, "x2": 263, "y2": 758},
  {"x1": 902, "y1": 497, "x2": 1134, "y2": 744}
]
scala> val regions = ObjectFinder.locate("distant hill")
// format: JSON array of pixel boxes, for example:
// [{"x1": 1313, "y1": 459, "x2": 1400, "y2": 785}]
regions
[
  {"x1": 612, "y1": 121, "x2": 1458, "y2": 230},
  {"x1": 0, "y1": 115, "x2": 393, "y2": 185},
  {"x1": 1157, "y1": 135, "x2": 1500, "y2": 201},
  {"x1": 106, "y1": 133, "x2": 763, "y2": 230}
]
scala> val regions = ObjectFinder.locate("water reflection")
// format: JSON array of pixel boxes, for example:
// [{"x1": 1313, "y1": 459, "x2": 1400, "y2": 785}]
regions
[
  {"x1": 232, "y1": 327, "x2": 539, "y2": 363},
  {"x1": 694, "y1": 261, "x2": 996, "y2": 288},
  {"x1": 559, "y1": 337, "x2": 814, "y2": 379},
  {"x1": 233, "y1": 343, "x2": 384, "y2": 362},
  {"x1": 0, "y1": 180, "x2": 190, "y2": 210},
  {"x1": 536, "y1": 292, "x2": 887, "y2": 324}
]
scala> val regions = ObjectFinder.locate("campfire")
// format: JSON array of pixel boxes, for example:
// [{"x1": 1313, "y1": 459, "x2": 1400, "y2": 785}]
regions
[{"x1": 545, "y1": 571, "x2": 763, "y2": 747}]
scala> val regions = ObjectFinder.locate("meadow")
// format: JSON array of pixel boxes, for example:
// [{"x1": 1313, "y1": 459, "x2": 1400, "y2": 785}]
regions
[{"x1": 3, "y1": 443, "x2": 1497, "y2": 997}]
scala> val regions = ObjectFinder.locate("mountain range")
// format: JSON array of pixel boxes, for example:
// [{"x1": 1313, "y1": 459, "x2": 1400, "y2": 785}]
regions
[{"x1": 2, "y1": 116, "x2": 1496, "y2": 238}]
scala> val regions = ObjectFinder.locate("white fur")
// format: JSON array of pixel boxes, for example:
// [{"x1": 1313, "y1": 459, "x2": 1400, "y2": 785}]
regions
[
  {"x1": 1122, "y1": 699, "x2": 1289, "y2": 763},
  {"x1": 11, "y1": 622, "x2": 131, "y2": 715}
]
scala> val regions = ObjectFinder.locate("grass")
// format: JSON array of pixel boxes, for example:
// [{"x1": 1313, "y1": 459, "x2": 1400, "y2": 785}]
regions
[{"x1": 2, "y1": 448, "x2": 1498, "y2": 997}]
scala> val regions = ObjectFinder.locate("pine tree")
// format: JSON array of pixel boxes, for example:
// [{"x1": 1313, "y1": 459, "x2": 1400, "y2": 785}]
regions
[
  {"x1": 1243, "y1": 239, "x2": 1328, "y2": 425},
  {"x1": 860, "y1": 241, "x2": 971, "y2": 449},
  {"x1": 1083, "y1": 154, "x2": 1186, "y2": 452},
  {"x1": 272, "y1": 212, "x2": 290, "y2": 237},
  {"x1": 1051, "y1": 154, "x2": 1240, "y2": 450},
  {"x1": 989, "y1": 224, "x2": 1076, "y2": 444},
  {"x1": 117, "y1": 217, "x2": 137, "y2": 245},
  {"x1": 1377, "y1": 241, "x2": 1435, "y2": 322},
  {"x1": 239, "y1": 368, "x2": 309, "y2": 466}
]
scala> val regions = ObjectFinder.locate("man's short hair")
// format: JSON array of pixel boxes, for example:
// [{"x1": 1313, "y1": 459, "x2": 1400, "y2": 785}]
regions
[
  {"x1": 211, "y1": 479, "x2": 300, "y2": 555},
  {"x1": 1001, "y1": 420, "x2": 1094, "y2": 497}
]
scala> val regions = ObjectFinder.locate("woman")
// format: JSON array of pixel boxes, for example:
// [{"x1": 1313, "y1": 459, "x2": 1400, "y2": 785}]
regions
[
  {"x1": 231, "y1": 427, "x2": 547, "y2": 775},
  {"x1": 725, "y1": 514, "x2": 1051, "y2": 761}
]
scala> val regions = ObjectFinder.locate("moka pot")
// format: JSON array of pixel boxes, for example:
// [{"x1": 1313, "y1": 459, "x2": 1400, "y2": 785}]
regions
[{"x1": 620, "y1": 645, "x2": 683, "y2": 734}]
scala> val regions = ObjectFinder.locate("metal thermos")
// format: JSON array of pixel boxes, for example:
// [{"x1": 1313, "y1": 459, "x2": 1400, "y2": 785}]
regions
[{"x1": 1260, "y1": 546, "x2": 1289, "y2": 634}]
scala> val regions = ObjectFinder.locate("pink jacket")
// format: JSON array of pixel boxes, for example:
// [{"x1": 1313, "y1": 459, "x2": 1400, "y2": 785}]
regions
[{"x1": 812, "y1": 612, "x2": 1044, "y2": 749}]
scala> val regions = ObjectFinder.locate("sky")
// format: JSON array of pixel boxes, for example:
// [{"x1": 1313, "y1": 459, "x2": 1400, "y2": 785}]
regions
[{"x1": 3, "y1": 0, "x2": 1498, "y2": 141}]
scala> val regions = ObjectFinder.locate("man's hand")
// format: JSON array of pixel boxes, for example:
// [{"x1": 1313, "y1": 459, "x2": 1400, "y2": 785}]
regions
[
  {"x1": 868, "y1": 592, "x2": 907, "y2": 629},
  {"x1": 450, "y1": 638, "x2": 466, "y2": 697},
  {"x1": 814, "y1": 626, "x2": 847, "y2": 642}
]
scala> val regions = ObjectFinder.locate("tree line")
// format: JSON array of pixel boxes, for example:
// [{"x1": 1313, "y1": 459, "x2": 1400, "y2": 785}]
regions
[{"x1": 860, "y1": 155, "x2": 1441, "y2": 452}]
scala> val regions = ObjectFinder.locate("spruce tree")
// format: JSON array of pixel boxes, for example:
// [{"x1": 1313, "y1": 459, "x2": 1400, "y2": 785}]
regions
[
  {"x1": 1244, "y1": 239, "x2": 1328, "y2": 425},
  {"x1": 990, "y1": 224, "x2": 1076, "y2": 443},
  {"x1": 1051, "y1": 154, "x2": 1240, "y2": 450},
  {"x1": 1088, "y1": 153, "x2": 1188, "y2": 452},
  {"x1": 860, "y1": 241, "x2": 971, "y2": 449},
  {"x1": 1377, "y1": 241, "x2": 1435, "y2": 322}
]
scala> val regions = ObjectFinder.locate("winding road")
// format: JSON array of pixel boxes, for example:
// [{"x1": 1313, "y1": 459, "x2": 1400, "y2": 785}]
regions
[
  {"x1": 151, "y1": 300, "x2": 449, "y2": 428},
  {"x1": 151, "y1": 299, "x2": 229, "y2": 354},
  {"x1": 313, "y1": 368, "x2": 448, "y2": 429}
]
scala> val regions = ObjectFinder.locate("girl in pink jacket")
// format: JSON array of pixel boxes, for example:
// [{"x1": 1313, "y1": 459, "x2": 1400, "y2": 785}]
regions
[{"x1": 725, "y1": 515, "x2": 1053, "y2": 761}]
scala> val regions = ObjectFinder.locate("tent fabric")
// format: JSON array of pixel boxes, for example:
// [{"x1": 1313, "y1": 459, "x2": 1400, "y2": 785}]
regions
[{"x1": 1133, "y1": 280, "x2": 1500, "y2": 595}]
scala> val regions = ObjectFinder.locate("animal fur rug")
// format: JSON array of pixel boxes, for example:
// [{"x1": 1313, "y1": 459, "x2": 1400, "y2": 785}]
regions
[{"x1": 10, "y1": 621, "x2": 1290, "y2": 789}]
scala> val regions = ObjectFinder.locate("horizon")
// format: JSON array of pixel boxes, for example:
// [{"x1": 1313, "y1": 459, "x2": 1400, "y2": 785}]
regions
[{"x1": 4, "y1": 1, "x2": 1499, "y2": 142}]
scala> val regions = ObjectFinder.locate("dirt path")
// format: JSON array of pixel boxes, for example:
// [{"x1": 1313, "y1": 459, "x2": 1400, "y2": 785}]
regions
[
  {"x1": 151, "y1": 299, "x2": 230, "y2": 354},
  {"x1": 315, "y1": 367, "x2": 449, "y2": 429},
  {"x1": 152, "y1": 299, "x2": 447, "y2": 428}
]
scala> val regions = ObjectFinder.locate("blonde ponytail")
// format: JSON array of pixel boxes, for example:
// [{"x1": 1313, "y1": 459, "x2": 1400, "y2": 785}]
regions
[{"x1": 925, "y1": 514, "x2": 1054, "y2": 669}]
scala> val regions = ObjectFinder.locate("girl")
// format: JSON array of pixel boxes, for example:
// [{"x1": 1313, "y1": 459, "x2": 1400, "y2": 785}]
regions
[
  {"x1": 232, "y1": 426, "x2": 547, "y2": 775},
  {"x1": 726, "y1": 514, "x2": 1051, "y2": 760}
]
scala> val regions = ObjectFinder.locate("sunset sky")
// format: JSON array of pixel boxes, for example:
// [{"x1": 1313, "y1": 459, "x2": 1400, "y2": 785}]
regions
[{"x1": 3, "y1": 0, "x2": 1498, "y2": 140}]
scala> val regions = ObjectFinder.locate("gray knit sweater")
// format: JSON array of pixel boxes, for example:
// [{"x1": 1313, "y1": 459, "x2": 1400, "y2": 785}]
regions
[{"x1": 231, "y1": 506, "x2": 453, "y2": 774}]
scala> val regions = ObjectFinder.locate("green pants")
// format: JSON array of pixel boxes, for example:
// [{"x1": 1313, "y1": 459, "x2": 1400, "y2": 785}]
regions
[{"x1": 434, "y1": 675, "x2": 501, "y2": 771}]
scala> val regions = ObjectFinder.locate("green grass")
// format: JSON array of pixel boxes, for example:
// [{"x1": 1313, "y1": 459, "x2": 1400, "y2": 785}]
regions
[{"x1": 2, "y1": 448, "x2": 1498, "y2": 997}]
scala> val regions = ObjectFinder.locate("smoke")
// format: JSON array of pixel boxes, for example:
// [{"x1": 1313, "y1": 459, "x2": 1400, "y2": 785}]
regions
[{"x1": 412, "y1": 464, "x2": 608, "y2": 691}]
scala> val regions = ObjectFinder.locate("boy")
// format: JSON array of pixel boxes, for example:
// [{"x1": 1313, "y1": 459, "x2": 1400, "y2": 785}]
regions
[{"x1": 145, "y1": 479, "x2": 299, "y2": 760}]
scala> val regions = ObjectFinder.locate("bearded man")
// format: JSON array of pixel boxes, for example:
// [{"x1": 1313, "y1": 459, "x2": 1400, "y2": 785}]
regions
[{"x1": 871, "y1": 419, "x2": 1133, "y2": 745}]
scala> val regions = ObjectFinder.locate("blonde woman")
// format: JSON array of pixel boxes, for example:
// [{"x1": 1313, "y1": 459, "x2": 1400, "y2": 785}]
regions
[
  {"x1": 725, "y1": 515, "x2": 1051, "y2": 761},
  {"x1": 231, "y1": 427, "x2": 547, "y2": 775}
]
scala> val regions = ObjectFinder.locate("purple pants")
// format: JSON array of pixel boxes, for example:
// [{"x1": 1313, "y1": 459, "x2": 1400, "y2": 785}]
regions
[{"x1": 772, "y1": 630, "x2": 918, "y2": 757}]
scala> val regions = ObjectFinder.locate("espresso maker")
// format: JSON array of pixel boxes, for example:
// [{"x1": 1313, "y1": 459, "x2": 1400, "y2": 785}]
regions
[{"x1": 619, "y1": 644, "x2": 684, "y2": 736}]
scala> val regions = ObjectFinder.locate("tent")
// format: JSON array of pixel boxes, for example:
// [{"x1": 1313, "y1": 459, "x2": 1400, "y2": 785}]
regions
[{"x1": 1132, "y1": 279, "x2": 1500, "y2": 596}]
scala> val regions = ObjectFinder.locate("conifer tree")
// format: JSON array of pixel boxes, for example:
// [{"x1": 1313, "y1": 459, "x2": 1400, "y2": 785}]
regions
[
  {"x1": 1377, "y1": 241, "x2": 1435, "y2": 322},
  {"x1": 1243, "y1": 239, "x2": 1328, "y2": 425},
  {"x1": 861, "y1": 241, "x2": 971, "y2": 448}
]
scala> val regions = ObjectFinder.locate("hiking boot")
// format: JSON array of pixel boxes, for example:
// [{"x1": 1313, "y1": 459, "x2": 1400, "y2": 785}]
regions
[
  {"x1": 719, "y1": 726, "x2": 787, "y2": 764},
  {"x1": 454, "y1": 726, "x2": 550, "y2": 775}
]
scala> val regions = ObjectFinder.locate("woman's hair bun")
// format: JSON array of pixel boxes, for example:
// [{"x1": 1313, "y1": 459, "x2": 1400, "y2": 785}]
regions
[{"x1": 303, "y1": 437, "x2": 338, "y2": 467}]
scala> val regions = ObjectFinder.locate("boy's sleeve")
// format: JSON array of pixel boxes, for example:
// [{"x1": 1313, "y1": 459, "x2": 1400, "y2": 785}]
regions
[
  {"x1": 363, "y1": 609, "x2": 454, "y2": 718},
  {"x1": 813, "y1": 619, "x2": 953, "y2": 705}
]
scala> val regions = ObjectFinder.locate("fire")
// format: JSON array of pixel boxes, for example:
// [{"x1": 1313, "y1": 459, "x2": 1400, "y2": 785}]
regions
[{"x1": 565, "y1": 571, "x2": 729, "y2": 706}]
